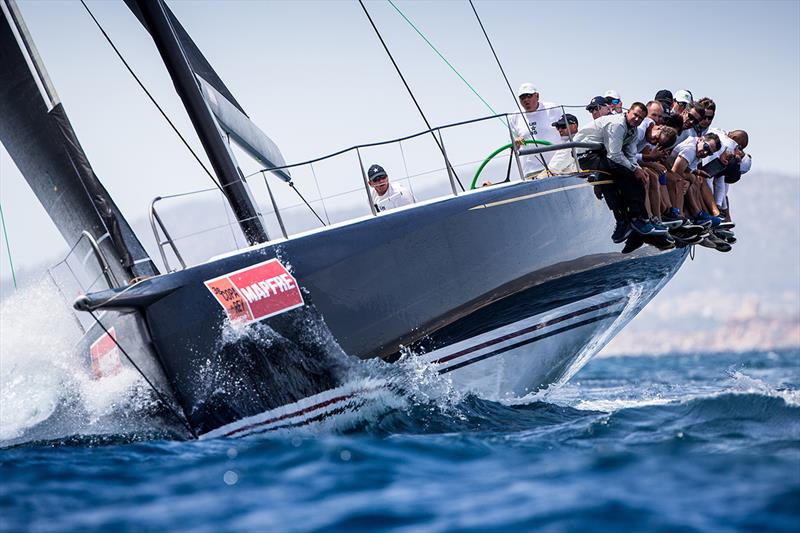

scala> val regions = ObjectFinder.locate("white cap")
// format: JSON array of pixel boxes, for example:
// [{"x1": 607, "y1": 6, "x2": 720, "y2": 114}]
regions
[
  {"x1": 674, "y1": 89, "x2": 694, "y2": 104},
  {"x1": 517, "y1": 83, "x2": 539, "y2": 97},
  {"x1": 604, "y1": 89, "x2": 620, "y2": 100}
]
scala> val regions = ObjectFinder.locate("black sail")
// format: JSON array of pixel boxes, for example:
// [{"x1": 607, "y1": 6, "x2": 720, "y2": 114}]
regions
[{"x1": 0, "y1": 0, "x2": 158, "y2": 283}]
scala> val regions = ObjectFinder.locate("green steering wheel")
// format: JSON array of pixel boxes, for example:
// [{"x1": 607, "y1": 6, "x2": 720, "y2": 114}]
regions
[{"x1": 470, "y1": 139, "x2": 553, "y2": 189}]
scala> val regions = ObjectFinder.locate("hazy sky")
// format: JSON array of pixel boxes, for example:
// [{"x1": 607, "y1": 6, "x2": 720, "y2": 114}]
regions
[{"x1": 1, "y1": 0, "x2": 799, "y2": 281}]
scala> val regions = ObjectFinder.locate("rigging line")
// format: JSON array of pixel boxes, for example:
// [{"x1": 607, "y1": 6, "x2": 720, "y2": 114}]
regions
[
  {"x1": 287, "y1": 179, "x2": 326, "y2": 227},
  {"x1": 78, "y1": 0, "x2": 221, "y2": 192},
  {"x1": 467, "y1": 0, "x2": 549, "y2": 173},
  {"x1": 358, "y1": 0, "x2": 465, "y2": 191},
  {"x1": 386, "y1": 0, "x2": 502, "y2": 125},
  {"x1": 88, "y1": 310, "x2": 198, "y2": 439},
  {"x1": 0, "y1": 201, "x2": 17, "y2": 289},
  {"x1": 309, "y1": 163, "x2": 331, "y2": 224}
]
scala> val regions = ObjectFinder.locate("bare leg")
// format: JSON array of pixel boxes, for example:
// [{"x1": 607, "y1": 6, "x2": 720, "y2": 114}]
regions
[
  {"x1": 666, "y1": 172, "x2": 689, "y2": 214},
  {"x1": 683, "y1": 173, "x2": 704, "y2": 217},
  {"x1": 699, "y1": 180, "x2": 719, "y2": 216}
]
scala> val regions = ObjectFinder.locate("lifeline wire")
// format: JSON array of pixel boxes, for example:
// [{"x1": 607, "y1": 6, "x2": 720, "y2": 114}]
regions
[
  {"x1": 468, "y1": 0, "x2": 549, "y2": 173},
  {"x1": 88, "y1": 310, "x2": 198, "y2": 439},
  {"x1": 78, "y1": 0, "x2": 222, "y2": 193},
  {"x1": 358, "y1": 0, "x2": 465, "y2": 191},
  {"x1": 0, "y1": 201, "x2": 17, "y2": 289}
]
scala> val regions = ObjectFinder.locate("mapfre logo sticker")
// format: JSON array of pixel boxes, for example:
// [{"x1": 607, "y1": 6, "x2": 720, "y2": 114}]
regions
[{"x1": 204, "y1": 259, "x2": 305, "y2": 325}]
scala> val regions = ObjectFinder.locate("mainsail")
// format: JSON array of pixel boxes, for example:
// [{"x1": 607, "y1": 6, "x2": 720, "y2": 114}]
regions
[{"x1": 0, "y1": 0, "x2": 158, "y2": 283}]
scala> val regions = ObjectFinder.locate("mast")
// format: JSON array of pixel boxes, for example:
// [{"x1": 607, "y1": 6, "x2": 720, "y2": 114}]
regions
[{"x1": 132, "y1": 0, "x2": 269, "y2": 245}]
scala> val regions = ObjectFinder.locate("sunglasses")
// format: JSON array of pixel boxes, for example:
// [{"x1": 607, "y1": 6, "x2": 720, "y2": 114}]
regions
[
  {"x1": 519, "y1": 94, "x2": 535, "y2": 99},
  {"x1": 686, "y1": 114, "x2": 702, "y2": 124},
  {"x1": 608, "y1": 98, "x2": 621, "y2": 105},
  {"x1": 369, "y1": 175, "x2": 387, "y2": 183},
  {"x1": 700, "y1": 142, "x2": 712, "y2": 155}
]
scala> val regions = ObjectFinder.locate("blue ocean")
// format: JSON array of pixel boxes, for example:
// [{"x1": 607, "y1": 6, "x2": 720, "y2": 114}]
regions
[{"x1": 1, "y1": 346, "x2": 797, "y2": 532}]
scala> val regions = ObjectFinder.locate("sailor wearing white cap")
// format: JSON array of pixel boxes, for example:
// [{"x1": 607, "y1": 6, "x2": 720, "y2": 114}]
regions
[
  {"x1": 670, "y1": 89, "x2": 694, "y2": 116},
  {"x1": 508, "y1": 83, "x2": 563, "y2": 177},
  {"x1": 604, "y1": 89, "x2": 623, "y2": 114}
]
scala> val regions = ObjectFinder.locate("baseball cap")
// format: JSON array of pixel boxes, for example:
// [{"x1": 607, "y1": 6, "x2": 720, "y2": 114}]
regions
[
  {"x1": 586, "y1": 96, "x2": 608, "y2": 111},
  {"x1": 655, "y1": 89, "x2": 673, "y2": 104},
  {"x1": 517, "y1": 83, "x2": 539, "y2": 97},
  {"x1": 552, "y1": 114, "x2": 578, "y2": 129},
  {"x1": 674, "y1": 89, "x2": 694, "y2": 104},
  {"x1": 367, "y1": 164, "x2": 387, "y2": 181},
  {"x1": 604, "y1": 89, "x2": 621, "y2": 100}
]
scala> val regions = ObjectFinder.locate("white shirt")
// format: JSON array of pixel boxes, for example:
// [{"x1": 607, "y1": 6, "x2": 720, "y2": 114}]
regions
[
  {"x1": 371, "y1": 182, "x2": 416, "y2": 212},
  {"x1": 509, "y1": 101, "x2": 563, "y2": 176},
  {"x1": 674, "y1": 127, "x2": 697, "y2": 146},
  {"x1": 701, "y1": 127, "x2": 737, "y2": 166},
  {"x1": 671, "y1": 136, "x2": 700, "y2": 171},
  {"x1": 635, "y1": 118, "x2": 658, "y2": 161}
]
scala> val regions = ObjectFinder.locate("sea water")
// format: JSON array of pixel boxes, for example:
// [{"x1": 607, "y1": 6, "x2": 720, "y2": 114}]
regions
[{"x1": 1, "y1": 284, "x2": 798, "y2": 532}]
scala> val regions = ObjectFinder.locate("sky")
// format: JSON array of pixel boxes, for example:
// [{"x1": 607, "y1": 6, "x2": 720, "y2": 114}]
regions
[{"x1": 1, "y1": 0, "x2": 799, "y2": 283}]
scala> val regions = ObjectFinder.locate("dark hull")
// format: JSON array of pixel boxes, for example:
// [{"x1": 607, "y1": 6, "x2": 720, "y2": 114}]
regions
[{"x1": 78, "y1": 175, "x2": 687, "y2": 436}]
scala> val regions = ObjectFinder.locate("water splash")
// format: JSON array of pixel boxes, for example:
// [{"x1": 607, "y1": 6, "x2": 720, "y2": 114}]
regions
[{"x1": 0, "y1": 278, "x2": 166, "y2": 446}]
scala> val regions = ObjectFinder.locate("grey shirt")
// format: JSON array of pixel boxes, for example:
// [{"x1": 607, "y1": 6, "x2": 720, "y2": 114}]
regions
[{"x1": 573, "y1": 114, "x2": 640, "y2": 171}]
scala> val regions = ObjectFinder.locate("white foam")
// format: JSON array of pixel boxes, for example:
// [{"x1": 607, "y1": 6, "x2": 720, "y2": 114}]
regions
[
  {"x1": 0, "y1": 278, "x2": 155, "y2": 444},
  {"x1": 0, "y1": 279, "x2": 83, "y2": 441}
]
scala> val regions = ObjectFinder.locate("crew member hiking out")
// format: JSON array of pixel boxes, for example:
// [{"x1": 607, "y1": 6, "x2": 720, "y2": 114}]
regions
[{"x1": 573, "y1": 102, "x2": 669, "y2": 242}]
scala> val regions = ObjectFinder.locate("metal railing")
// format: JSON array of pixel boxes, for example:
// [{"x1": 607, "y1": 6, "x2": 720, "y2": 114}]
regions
[{"x1": 149, "y1": 107, "x2": 594, "y2": 272}]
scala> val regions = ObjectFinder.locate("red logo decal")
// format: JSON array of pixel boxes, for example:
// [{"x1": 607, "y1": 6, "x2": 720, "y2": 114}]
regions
[
  {"x1": 90, "y1": 327, "x2": 122, "y2": 379},
  {"x1": 205, "y1": 259, "x2": 305, "y2": 324}
]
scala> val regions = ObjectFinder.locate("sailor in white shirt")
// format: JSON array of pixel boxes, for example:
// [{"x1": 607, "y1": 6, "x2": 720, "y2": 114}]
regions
[
  {"x1": 509, "y1": 83, "x2": 564, "y2": 177},
  {"x1": 699, "y1": 129, "x2": 751, "y2": 218},
  {"x1": 670, "y1": 133, "x2": 721, "y2": 221},
  {"x1": 366, "y1": 164, "x2": 416, "y2": 212}
]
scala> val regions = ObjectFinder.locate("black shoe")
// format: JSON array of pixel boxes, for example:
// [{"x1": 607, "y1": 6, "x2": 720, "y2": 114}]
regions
[
  {"x1": 612, "y1": 220, "x2": 632, "y2": 243},
  {"x1": 621, "y1": 234, "x2": 645, "y2": 254},
  {"x1": 644, "y1": 234, "x2": 676, "y2": 250}
]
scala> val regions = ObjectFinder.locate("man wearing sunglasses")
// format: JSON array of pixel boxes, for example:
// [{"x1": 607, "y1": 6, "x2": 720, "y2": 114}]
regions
[
  {"x1": 586, "y1": 96, "x2": 612, "y2": 120},
  {"x1": 670, "y1": 89, "x2": 694, "y2": 117},
  {"x1": 366, "y1": 164, "x2": 416, "y2": 212},
  {"x1": 699, "y1": 129, "x2": 751, "y2": 225},
  {"x1": 694, "y1": 97, "x2": 716, "y2": 136},
  {"x1": 604, "y1": 90, "x2": 623, "y2": 114},
  {"x1": 669, "y1": 133, "x2": 723, "y2": 230},
  {"x1": 674, "y1": 103, "x2": 707, "y2": 146},
  {"x1": 509, "y1": 83, "x2": 563, "y2": 177}
]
